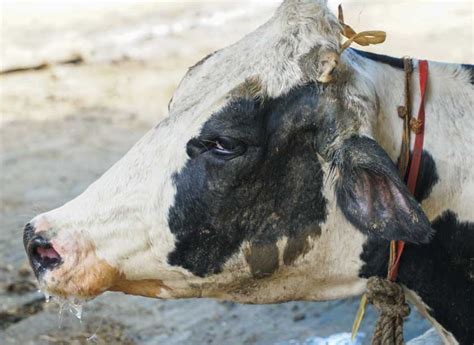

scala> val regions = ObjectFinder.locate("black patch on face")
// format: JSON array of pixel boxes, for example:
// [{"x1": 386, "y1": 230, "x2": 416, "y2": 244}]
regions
[
  {"x1": 283, "y1": 225, "x2": 320, "y2": 266},
  {"x1": 359, "y1": 210, "x2": 474, "y2": 344},
  {"x1": 244, "y1": 242, "x2": 279, "y2": 279},
  {"x1": 461, "y1": 64, "x2": 474, "y2": 84},
  {"x1": 397, "y1": 150, "x2": 439, "y2": 203},
  {"x1": 168, "y1": 84, "x2": 327, "y2": 277},
  {"x1": 350, "y1": 48, "x2": 404, "y2": 69}
]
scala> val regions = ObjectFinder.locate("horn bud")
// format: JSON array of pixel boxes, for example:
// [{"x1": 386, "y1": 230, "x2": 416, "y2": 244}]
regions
[
  {"x1": 300, "y1": 47, "x2": 340, "y2": 84},
  {"x1": 315, "y1": 51, "x2": 339, "y2": 83}
]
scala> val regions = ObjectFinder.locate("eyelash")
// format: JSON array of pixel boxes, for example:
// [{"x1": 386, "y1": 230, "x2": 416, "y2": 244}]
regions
[{"x1": 186, "y1": 137, "x2": 247, "y2": 159}]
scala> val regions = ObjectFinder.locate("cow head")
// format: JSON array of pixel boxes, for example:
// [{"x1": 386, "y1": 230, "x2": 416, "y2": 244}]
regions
[{"x1": 24, "y1": 0, "x2": 432, "y2": 303}]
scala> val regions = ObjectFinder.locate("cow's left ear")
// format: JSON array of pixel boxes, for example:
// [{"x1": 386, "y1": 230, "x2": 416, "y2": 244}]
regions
[{"x1": 334, "y1": 136, "x2": 433, "y2": 244}]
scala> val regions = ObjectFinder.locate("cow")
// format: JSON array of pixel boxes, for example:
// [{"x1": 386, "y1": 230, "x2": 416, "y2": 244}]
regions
[{"x1": 23, "y1": 0, "x2": 473, "y2": 344}]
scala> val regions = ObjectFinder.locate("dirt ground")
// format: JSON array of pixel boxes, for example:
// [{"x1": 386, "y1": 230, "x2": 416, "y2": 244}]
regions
[{"x1": 1, "y1": 1, "x2": 472, "y2": 344}]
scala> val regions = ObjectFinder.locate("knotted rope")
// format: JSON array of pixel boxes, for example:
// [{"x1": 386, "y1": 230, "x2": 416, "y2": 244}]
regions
[{"x1": 366, "y1": 277, "x2": 410, "y2": 345}]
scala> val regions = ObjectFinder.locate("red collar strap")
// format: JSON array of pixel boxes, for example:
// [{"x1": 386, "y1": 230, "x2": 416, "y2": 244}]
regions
[{"x1": 388, "y1": 59, "x2": 429, "y2": 281}]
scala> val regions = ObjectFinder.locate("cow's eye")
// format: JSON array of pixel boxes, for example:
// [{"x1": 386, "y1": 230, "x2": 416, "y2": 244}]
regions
[
  {"x1": 210, "y1": 136, "x2": 246, "y2": 158},
  {"x1": 186, "y1": 136, "x2": 246, "y2": 159}
]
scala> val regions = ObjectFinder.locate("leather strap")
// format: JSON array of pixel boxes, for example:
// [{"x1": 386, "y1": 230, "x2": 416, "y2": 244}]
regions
[
  {"x1": 407, "y1": 60, "x2": 429, "y2": 192},
  {"x1": 397, "y1": 58, "x2": 414, "y2": 178},
  {"x1": 388, "y1": 60, "x2": 429, "y2": 282}
]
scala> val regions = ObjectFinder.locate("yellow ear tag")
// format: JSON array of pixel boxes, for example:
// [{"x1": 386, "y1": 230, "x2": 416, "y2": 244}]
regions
[{"x1": 338, "y1": 4, "x2": 387, "y2": 52}]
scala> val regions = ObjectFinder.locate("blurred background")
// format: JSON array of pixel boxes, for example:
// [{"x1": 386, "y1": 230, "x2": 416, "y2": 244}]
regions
[{"x1": 0, "y1": 1, "x2": 472, "y2": 344}]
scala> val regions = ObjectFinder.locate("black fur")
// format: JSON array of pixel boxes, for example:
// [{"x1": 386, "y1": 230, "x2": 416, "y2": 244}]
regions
[
  {"x1": 353, "y1": 48, "x2": 474, "y2": 86},
  {"x1": 461, "y1": 64, "x2": 474, "y2": 85},
  {"x1": 397, "y1": 150, "x2": 440, "y2": 202},
  {"x1": 360, "y1": 210, "x2": 474, "y2": 344},
  {"x1": 168, "y1": 84, "x2": 328, "y2": 277},
  {"x1": 351, "y1": 48, "x2": 404, "y2": 69},
  {"x1": 335, "y1": 136, "x2": 433, "y2": 244},
  {"x1": 412, "y1": 150, "x2": 439, "y2": 202}
]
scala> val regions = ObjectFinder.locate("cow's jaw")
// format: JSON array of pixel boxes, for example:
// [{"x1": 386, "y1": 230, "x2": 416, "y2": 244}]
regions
[{"x1": 159, "y1": 171, "x2": 369, "y2": 304}]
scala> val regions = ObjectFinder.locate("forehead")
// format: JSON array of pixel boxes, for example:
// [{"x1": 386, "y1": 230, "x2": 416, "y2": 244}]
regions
[
  {"x1": 198, "y1": 98, "x2": 263, "y2": 138},
  {"x1": 168, "y1": 0, "x2": 340, "y2": 125}
]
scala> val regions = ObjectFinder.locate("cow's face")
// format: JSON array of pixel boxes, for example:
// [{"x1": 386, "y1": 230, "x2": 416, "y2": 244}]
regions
[{"x1": 24, "y1": 0, "x2": 432, "y2": 302}]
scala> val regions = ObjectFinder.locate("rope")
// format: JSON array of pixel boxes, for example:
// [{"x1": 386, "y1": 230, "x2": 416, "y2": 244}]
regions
[{"x1": 366, "y1": 277, "x2": 410, "y2": 345}]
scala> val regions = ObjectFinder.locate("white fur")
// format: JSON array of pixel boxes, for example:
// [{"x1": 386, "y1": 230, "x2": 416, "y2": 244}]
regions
[{"x1": 169, "y1": 0, "x2": 340, "y2": 114}]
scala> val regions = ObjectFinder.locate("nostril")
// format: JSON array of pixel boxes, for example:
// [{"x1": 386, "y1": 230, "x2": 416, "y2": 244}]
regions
[
  {"x1": 35, "y1": 246, "x2": 61, "y2": 266},
  {"x1": 36, "y1": 246, "x2": 60, "y2": 261},
  {"x1": 27, "y1": 235, "x2": 62, "y2": 275},
  {"x1": 23, "y1": 222, "x2": 35, "y2": 250}
]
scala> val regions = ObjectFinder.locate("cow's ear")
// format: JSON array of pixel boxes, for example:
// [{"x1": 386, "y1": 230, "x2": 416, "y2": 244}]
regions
[{"x1": 334, "y1": 136, "x2": 433, "y2": 243}]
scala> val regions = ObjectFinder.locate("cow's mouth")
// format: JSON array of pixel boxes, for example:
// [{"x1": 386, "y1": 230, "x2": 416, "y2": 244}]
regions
[{"x1": 27, "y1": 234, "x2": 62, "y2": 277}]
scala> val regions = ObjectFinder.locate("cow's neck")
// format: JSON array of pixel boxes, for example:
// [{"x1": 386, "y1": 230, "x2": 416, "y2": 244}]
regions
[
  {"x1": 360, "y1": 221, "x2": 473, "y2": 344},
  {"x1": 347, "y1": 49, "x2": 474, "y2": 344},
  {"x1": 344, "y1": 49, "x2": 473, "y2": 221}
]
